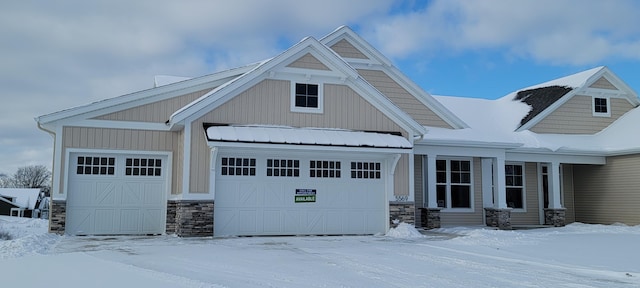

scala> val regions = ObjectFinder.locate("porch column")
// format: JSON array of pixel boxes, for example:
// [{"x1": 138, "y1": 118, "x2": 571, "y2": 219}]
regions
[
  {"x1": 545, "y1": 161, "x2": 566, "y2": 226},
  {"x1": 485, "y1": 156, "x2": 511, "y2": 229},
  {"x1": 420, "y1": 154, "x2": 441, "y2": 229}
]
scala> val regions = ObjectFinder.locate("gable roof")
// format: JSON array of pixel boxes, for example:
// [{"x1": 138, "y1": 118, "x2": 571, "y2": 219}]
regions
[
  {"x1": 168, "y1": 35, "x2": 427, "y2": 136},
  {"x1": 320, "y1": 26, "x2": 468, "y2": 129},
  {"x1": 35, "y1": 63, "x2": 259, "y2": 132},
  {"x1": 0, "y1": 188, "x2": 41, "y2": 210},
  {"x1": 423, "y1": 66, "x2": 640, "y2": 155},
  {"x1": 515, "y1": 66, "x2": 640, "y2": 131}
]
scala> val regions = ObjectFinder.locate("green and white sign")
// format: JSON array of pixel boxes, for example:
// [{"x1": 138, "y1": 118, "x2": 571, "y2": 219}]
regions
[{"x1": 295, "y1": 189, "x2": 316, "y2": 203}]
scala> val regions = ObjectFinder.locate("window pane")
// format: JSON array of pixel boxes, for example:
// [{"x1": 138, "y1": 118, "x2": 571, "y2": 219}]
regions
[
  {"x1": 506, "y1": 188, "x2": 524, "y2": 208},
  {"x1": 451, "y1": 185, "x2": 471, "y2": 208},
  {"x1": 436, "y1": 185, "x2": 447, "y2": 208},
  {"x1": 307, "y1": 84, "x2": 318, "y2": 95}
]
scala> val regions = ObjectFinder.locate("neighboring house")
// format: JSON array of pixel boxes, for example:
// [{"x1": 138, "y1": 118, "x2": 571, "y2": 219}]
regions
[
  {"x1": 35, "y1": 26, "x2": 639, "y2": 236},
  {"x1": 0, "y1": 188, "x2": 42, "y2": 217}
]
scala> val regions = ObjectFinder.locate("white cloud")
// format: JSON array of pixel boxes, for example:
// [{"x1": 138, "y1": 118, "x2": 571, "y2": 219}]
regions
[{"x1": 369, "y1": 0, "x2": 640, "y2": 65}]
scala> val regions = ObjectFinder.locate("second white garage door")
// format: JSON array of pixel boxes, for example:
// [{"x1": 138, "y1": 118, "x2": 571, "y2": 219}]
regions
[
  {"x1": 66, "y1": 152, "x2": 168, "y2": 235},
  {"x1": 214, "y1": 152, "x2": 387, "y2": 237}
]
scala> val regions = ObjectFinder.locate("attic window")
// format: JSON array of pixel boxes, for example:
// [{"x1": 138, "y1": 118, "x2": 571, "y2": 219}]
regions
[
  {"x1": 291, "y1": 82, "x2": 323, "y2": 113},
  {"x1": 593, "y1": 97, "x2": 610, "y2": 117}
]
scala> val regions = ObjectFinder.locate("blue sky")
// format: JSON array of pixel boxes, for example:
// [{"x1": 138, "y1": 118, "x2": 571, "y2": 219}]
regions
[{"x1": 2, "y1": 0, "x2": 640, "y2": 175}]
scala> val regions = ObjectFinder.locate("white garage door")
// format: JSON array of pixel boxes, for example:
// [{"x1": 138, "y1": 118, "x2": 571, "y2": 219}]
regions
[
  {"x1": 214, "y1": 152, "x2": 387, "y2": 237},
  {"x1": 66, "y1": 153, "x2": 168, "y2": 235}
]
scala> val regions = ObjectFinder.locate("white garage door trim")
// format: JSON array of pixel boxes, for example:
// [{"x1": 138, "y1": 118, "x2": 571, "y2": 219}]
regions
[
  {"x1": 213, "y1": 149, "x2": 391, "y2": 237},
  {"x1": 65, "y1": 149, "x2": 170, "y2": 235}
]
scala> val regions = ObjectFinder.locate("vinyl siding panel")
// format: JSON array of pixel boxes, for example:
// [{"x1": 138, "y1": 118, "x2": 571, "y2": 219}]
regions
[
  {"x1": 531, "y1": 96, "x2": 634, "y2": 134},
  {"x1": 573, "y1": 155, "x2": 640, "y2": 225},
  {"x1": 286, "y1": 53, "x2": 330, "y2": 70},
  {"x1": 189, "y1": 79, "x2": 409, "y2": 194},
  {"x1": 94, "y1": 88, "x2": 211, "y2": 122},
  {"x1": 414, "y1": 155, "x2": 424, "y2": 227},
  {"x1": 440, "y1": 158, "x2": 484, "y2": 226},
  {"x1": 60, "y1": 127, "x2": 181, "y2": 196},
  {"x1": 590, "y1": 77, "x2": 617, "y2": 90},
  {"x1": 511, "y1": 163, "x2": 540, "y2": 225},
  {"x1": 329, "y1": 39, "x2": 369, "y2": 59},
  {"x1": 357, "y1": 69, "x2": 452, "y2": 128},
  {"x1": 563, "y1": 164, "x2": 576, "y2": 223}
]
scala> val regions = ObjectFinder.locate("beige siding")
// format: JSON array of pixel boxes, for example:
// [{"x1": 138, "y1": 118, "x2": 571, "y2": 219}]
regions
[
  {"x1": 414, "y1": 155, "x2": 424, "y2": 227},
  {"x1": 286, "y1": 53, "x2": 330, "y2": 70},
  {"x1": 189, "y1": 79, "x2": 408, "y2": 194},
  {"x1": 329, "y1": 39, "x2": 369, "y2": 59},
  {"x1": 441, "y1": 158, "x2": 484, "y2": 226},
  {"x1": 573, "y1": 155, "x2": 640, "y2": 225},
  {"x1": 563, "y1": 164, "x2": 576, "y2": 223},
  {"x1": 531, "y1": 96, "x2": 634, "y2": 134},
  {"x1": 590, "y1": 77, "x2": 617, "y2": 90},
  {"x1": 59, "y1": 127, "x2": 182, "y2": 196},
  {"x1": 394, "y1": 155, "x2": 409, "y2": 197},
  {"x1": 357, "y1": 69, "x2": 452, "y2": 128},
  {"x1": 94, "y1": 89, "x2": 211, "y2": 123},
  {"x1": 511, "y1": 163, "x2": 540, "y2": 225}
]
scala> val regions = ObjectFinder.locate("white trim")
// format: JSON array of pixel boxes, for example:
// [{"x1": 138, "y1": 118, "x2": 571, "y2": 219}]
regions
[
  {"x1": 537, "y1": 163, "x2": 546, "y2": 224},
  {"x1": 209, "y1": 147, "x2": 219, "y2": 200},
  {"x1": 64, "y1": 120, "x2": 170, "y2": 131},
  {"x1": 592, "y1": 96, "x2": 611, "y2": 117},
  {"x1": 290, "y1": 81, "x2": 324, "y2": 114},
  {"x1": 182, "y1": 123, "x2": 192, "y2": 195},
  {"x1": 436, "y1": 157, "x2": 475, "y2": 213},
  {"x1": 207, "y1": 140, "x2": 412, "y2": 154}
]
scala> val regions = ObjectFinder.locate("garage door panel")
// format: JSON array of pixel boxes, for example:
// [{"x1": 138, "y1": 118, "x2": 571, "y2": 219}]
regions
[
  {"x1": 143, "y1": 183, "x2": 165, "y2": 205},
  {"x1": 238, "y1": 209, "x2": 258, "y2": 233},
  {"x1": 326, "y1": 211, "x2": 343, "y2": 234},
  {"x1": 305, "y1": 211, "x2": 325, "y2": 234},
  {"x1": 263, "y1": 210, "x2": 282, "y2": 233},
  {"x1": 119, "y1": 209, "x2": 140, "y2": 233},
  {"x1": 214, "y1": 208, "x2": 237, "y2": 236},
  {"x1": 122, "y1": 183, "x2": 143, "y2": 206},
  {"x1": 239, "y1": 183, "x2": 259, "y2": 207},
  {"x1": 67, "y1": 209, "x2": 93, "y2": 235},
  {"x1": 94, "y1": 209, "x2": 116, "y2": 234},
  {"x1": 142, "y1": 209, "x2": 163, "y2": 233}
]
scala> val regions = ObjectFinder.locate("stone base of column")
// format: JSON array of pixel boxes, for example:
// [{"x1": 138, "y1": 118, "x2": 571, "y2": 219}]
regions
[
  {"x1": 544, "y1": 208, "x2": 566, "y2": 227},
  {"x1": 484, "y1": 208, "x2": 512, "y2": 230},
  {"x1": 49, "y1": 200, "x2": 66, "y2": 235},
  {"x1": 419, "y1": 208, "x2": 441, "y2": 229},
  {"x1": 173, "y1": 200, "x2": 214, "y2": 237},
  {"x1": 389, "y1": 202, "x2": 416, "y2": 227}
]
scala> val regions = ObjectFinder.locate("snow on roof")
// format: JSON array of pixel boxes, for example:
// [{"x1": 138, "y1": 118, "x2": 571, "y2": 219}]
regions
[
  {"x1": 0, "y1": 188, "x2": 41, "y2": 210},
  {"x1": 206, "y1": 125, "x2": 412, "y2": 149},
  {"x1": 424, "y1": 66, "x2": 640, "y2": 154}
]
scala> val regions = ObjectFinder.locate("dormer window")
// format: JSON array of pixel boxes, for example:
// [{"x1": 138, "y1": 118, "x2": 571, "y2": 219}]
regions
[
  {"x1": 593, "y1": 97, "x2": 610, "y2": 117},
  {"x1": 291, "y1": 82, "x2": 323, "y2": 113}
]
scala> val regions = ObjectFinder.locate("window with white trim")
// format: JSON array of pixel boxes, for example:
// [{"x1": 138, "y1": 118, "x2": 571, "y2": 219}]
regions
[
  {"x1": 436, "y1": 159, "x2": 472, "y2": 209},
  {"x1": 505, "y1": 164, "x2": 524, "y2": 209},
  {"x1": 267, "y1": 159, "x2": 300, "y2": 177},
  {"x1": 291, "y1": 82, "x2": 323, "y2": 113},
  {"x1": 221, "y1": 157, "x2": 256, "y2": 176},
  {"x1": 593, "y1": 97, "x2": 610, "y2": 117},
  {"x1": 310, "y1": 160, "x2": 340, "y2": 178},
  {"x1": 350, "y1": 162, "x2": 381, "y2": 179}
]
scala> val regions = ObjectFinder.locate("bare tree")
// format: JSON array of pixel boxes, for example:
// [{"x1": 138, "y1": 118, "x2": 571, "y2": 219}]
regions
[
  {"x1": 10, "y1": 165, "x2": 51, "y2": 189},
  {"x1": 0, "y1": 174, "x2": 10, "y2": 188}
]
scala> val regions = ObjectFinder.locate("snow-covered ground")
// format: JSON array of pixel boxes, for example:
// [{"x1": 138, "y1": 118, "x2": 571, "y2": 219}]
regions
[{"x1": 1, "y1": 216, "x2": 639, "y2": 287}]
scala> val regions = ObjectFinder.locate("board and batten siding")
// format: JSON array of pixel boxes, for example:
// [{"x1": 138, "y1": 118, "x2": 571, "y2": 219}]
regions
[
  {"x1": 329, "y1": 39, "x2": 369, "y2": 59},
  {"x1": 286, "y1": 53, "x2": 330, "y2": 70},
  {"x1": 94, "y1": 89, "x2": 212, "y2": 123},
  {"x1": 573, "y1": 155, "x2": 640, "y2": 225},
  {"x1": 357, "y1": 69, "x2": 452, "y2": 129},
  {"x1": 562, "y1": 164, "x2": 576, "y2": 224},
  {"x1": 440, "y1": 158, "x2": 484, "y2": 226},
  {"x1": 189, "y1": 79, "x2": 410, "y2": 194},
  {"x1": 511, "y1": 163, "x2": 540, "y2": 225},
  {"x1": 531, "y1": 96, "x2": 634, "y2": 134},
  {"x1": 59, "y1": 127, "x2": 182, "y2": 196}
]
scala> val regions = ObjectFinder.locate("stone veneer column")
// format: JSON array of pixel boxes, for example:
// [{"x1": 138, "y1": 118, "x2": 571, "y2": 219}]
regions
[
  {"x1": 49, "y1": 200, "x2": 66, "y2": 235},
  {"x1": 175, "y1": 200, "x2": 214, "y2": 237},
  {"x1": 419, "y1": 208, "x2": 441, "y2": 229},
  {"x1": 165, "y1": 200, "x2": 178, "y2": 234},
  {"x1": 484, "y1": 208, "x2": 512, "y2": 230},
  {"x1": 544, "y1": 208, "x2": 566, "y2": 227},
  {"x1": 389, "y1": 202, "x2": 416, "y2": 227}
]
